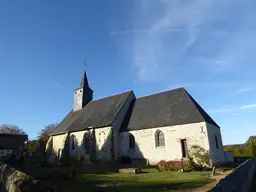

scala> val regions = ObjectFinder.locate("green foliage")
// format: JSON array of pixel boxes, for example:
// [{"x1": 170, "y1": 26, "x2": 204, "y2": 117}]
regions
[
  {"x1": 27, "y1": 140, "x2": 40, "y2": 154},
  {"x1": 187, "y1": 154, "x2": 200, "y2": 171},
  {"x1": 224, "y1": 136, "x2": 256, "y2": 157},
  {"x1": 245, "y1": 136, "x2": 256, "y2": 156},
  {"x1": 188, "y1": 145, "x2": 211, "y2": 170},
  {"x1": 224, "y1": 144, "x2": 245, "y2": 156}
]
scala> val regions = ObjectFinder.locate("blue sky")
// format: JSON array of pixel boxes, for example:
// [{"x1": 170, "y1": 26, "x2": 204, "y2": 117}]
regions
[{"x1": 0, "y1": 0, "x2": 256, "y2": 144}]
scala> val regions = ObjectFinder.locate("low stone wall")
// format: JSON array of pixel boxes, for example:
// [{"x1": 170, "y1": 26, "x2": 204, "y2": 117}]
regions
[
  {"x1": 209, "y1": 158, "x2": 256, "y2": 192},
  {"x1": 0, "y1": 162, "x2": 61, "y2": 192}
]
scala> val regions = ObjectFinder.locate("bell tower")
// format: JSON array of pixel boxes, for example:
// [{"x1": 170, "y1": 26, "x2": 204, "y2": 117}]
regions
[{"x1": 73, "y1": 68, "x2": 93, "y2": 111}]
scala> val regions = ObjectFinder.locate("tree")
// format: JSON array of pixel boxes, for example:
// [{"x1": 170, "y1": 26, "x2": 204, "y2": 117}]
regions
[
  {"x1": 224, "y1": 144, "x2": 245, "y2": 156},
  {"x1": 245, "y1": 136, "x2": 256, "y2": 156},
  {"x1": 38, "y1": 123, "x2": 58, "y2": 149},
  {"x1": 0, "y1": 124, "x2": 26, "y2": 134},
  {"x1": 27, "y1": 140, "x2": 40, "y2": 154}
]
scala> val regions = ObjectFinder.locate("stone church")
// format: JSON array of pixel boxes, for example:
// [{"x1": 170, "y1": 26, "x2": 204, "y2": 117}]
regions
[{"x1": 47, "y1": 69, "x2": 226, "y2": 164}]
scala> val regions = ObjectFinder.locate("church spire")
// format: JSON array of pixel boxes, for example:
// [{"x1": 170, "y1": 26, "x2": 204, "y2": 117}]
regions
[
  {"x1": 79, "y1": 70, "x2": 89, "y2": 88},
  {"x1": 79, "y1": 61, "x2": 90, "y2": 88},
  {"x1": 74, "y1": 65, "x2": 93, "y2": 111}
]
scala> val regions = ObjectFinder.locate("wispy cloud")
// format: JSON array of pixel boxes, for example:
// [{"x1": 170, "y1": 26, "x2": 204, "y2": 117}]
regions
[
  {"x1": 241, "y1": 104, "x2": 256, "y2": 109},
  {"x1": 209, "y1": 103, "x2": 256, "y2": 113},
  {"x1": 49, "y1": 80, "x2": 67, "y2": 89},
  {"x1": 235, "y1": 87, "x2": 254, "y2": 94},
  {"x1": 110, "y1": 0, "x2": 256, "y2": 82},
  {"x1": 109, "y1": 29, "x2": 148, "y2": 35},
  {"x1": 131, "y1": 0, "x2": 215, "y2": 80},
  {"x1": 110, "y1": 28, "x2": 185, "y2": 36}
]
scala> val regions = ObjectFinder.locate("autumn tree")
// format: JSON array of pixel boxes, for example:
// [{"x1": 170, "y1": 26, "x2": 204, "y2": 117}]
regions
[
  {"x1": 38, "y1": 123, "x2": 58, "y2": 149},
  {"x1": 0, "y1": 124, "x2": 26, "y2": 134}
]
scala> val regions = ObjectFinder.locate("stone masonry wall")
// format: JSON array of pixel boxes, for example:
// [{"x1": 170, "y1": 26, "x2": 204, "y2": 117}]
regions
[
  {"x1": 0, "y1": 162, "x2": 61, "y2": 192},
  {"x1": 119, "y1": 122, "x2": 211, "y2": 165},
  {"x1": 112, "y1": 92, "x2": 135, "y2": 160},
  {"x1": 206, "y1": 123, "x2": 226, "y2": 163},
  {"x1": 52, "y1": 133, "x2": 68, "y2": 156}
]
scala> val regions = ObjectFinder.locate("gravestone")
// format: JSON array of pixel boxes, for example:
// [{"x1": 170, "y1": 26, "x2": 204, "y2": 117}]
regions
[{"x1": 119, "y1": 168, "x2": 142, "y2": 174}]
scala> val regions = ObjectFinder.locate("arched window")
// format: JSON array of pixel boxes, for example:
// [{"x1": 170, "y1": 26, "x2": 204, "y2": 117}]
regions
[
  {"x1": 83, "y1": 132, "x2": 90, "y2": 153},
  {"x1": 57, "y1": 149, "x2": 62, "y2": 159},
  {"x1": 215, "y1": 135, "x2": 219, "y2": 149},
  {"x1": 129, "y1": 134, "x2": 135, "y2": 149},
  {"x1": 155, "y1": 130, "x2": 165, "y2": 147},
  {"x1": 71, "y1": 135, "x2": 76, "y2": 150},
  {"x1": 99, "y1": 132, "x2": 105, "y2": 143}
]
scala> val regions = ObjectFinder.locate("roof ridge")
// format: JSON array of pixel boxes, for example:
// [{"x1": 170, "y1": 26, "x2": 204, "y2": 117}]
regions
[
  {"x1": 137, "y1": 87, "x2": 185, "y2": 100},
  {"x1": 110, "y1": 91, "x2": 134, "y2": 125},
  {"x1": 89, "y1": 90, "x2": 133, "y2": 103}
]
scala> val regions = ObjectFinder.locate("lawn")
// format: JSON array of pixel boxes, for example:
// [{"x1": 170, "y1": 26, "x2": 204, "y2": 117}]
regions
[{"x1": 17, "y1": 164, "x2": 214, "y2": 192}]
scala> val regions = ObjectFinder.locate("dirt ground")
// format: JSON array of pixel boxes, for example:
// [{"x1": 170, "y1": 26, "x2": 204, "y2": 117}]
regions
[{"x1": 183, "y1": 170, "x2": 233, "y2": 192}]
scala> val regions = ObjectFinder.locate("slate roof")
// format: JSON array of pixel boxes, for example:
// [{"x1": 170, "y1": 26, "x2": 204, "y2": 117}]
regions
[
  {"x1": 51, "y1": 91, "x2": 132, "y2": 135},
  {"x1": 125, "y1": 88, "x2": 219, "y2": 131}
]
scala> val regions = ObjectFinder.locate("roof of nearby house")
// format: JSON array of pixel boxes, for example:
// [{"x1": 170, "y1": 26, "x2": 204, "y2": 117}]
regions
[
  {"x1": 51, "y1": 91, "x2": 132, "y2": 135},
  {"x1": 124, "y1": 88, "x2": 219, "y2": 131}
]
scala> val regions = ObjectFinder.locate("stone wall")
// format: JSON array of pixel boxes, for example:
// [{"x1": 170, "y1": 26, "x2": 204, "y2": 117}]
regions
[
  {"x1": 52, "y1": 133, "x2": 68, "y2": 156},
  {"x1": 209, "y1": 158, "x2": 256, "y2": 192},
  {"x1": 224, "y1": 152, "x2": 234, "y2": 163},
  {"x1": 119, "y1": 122, "x2": 211, "y2": 165},
  {"x1": 112, "y1": 92, "x2": 135, "y2": 161},
  {"x1": 0, "y1": 162, "x2": 61, "y2": 192},
  {"x1": 206, "y1": 123, "x2": 226, "y2": 163}
]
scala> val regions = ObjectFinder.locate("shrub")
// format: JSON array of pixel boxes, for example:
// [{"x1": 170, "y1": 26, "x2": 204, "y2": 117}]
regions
[
  {"x1": 188, "y1": 145, "x2": 211, "y2": 171},
  {"x1": 157, "y1": 160, "x2": 191, "y2": 172},
  {"x1": 187, "y1": 154, "x2": 201, "y2": 171}
]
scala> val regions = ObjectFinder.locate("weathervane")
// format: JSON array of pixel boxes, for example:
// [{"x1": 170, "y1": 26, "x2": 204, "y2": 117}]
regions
[{"x1": 84, "y1": 60, "x2": 88, "y2": 72}]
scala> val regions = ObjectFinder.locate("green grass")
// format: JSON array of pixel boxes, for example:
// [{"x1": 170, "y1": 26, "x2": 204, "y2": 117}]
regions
[{"x1": 18, "y1": 165, "x2": 213, "y2": 192}]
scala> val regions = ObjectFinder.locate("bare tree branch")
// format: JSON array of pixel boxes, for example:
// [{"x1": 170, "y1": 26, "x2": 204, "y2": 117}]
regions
[{"x1": 0, "y1": 124, "x2": 26, "y2": 134}]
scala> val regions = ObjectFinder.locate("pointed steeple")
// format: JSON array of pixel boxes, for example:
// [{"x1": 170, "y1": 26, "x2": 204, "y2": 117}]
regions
[
  {"x1": 74, "y1": 66, "x2": 93, "y2": 111},
  {"x1": 79, "y1": 70, "x2": 89, "y2": 88}
]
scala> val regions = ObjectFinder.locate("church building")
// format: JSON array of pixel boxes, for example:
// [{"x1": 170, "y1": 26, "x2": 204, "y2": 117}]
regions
[{"x1": 47, "y1": 69, "x2": 226, "y2": 165}]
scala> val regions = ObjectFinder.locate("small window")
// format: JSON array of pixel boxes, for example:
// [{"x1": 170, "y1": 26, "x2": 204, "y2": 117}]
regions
[
  {"x1": 57, "y1": 149, "x2": 62, "y2": 159},
  {"x1": 75, "y1": 92, "x2": 77, "y2": 94},
  {"x1": 99, "y1": 132, "x2": 105, "y2": 143},
  {"x1": 215, "y1": 135, "x2": 219, "y2": 149},
  {"x1": 181, "y1": 139, "x2": 188, "y2": 158},
  {"x1": 155, "y1": 130, "x2": 165, "y2": 147},
  {"x1": 71, "y1": 135, "x2": 76, "y2": 150},
  {"x1": 129, "y1": 134, "x2": 135, "y2": 149},
  {"x1": 83, "y1": 133, "x2": 90, "y2": 153},
  {"x1": 80, "y1": 90, "x2": 82, "y2": 92}
]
